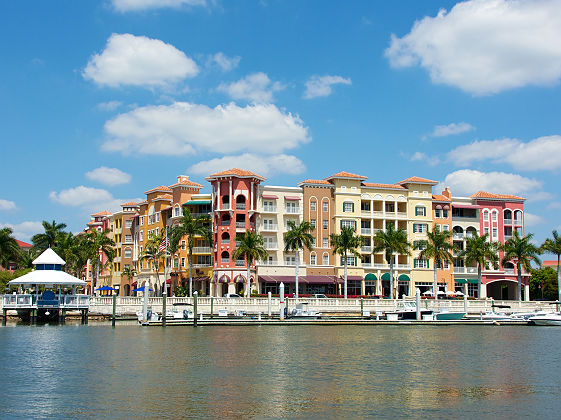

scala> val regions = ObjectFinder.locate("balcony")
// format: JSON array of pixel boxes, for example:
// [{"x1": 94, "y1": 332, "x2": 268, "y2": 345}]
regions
[
  {"x1": 235, "y1": 260, "x2": 245, "y2": 267},
  {"x1": 221, "y1": 220, "x2": 230, "y2": 226},
  {"x1": 236, "y1": 222, "x2": 246, "y2": 229},
  {"x1": 285, "y1": 207, "x2": 300, "y2": 214},
  {"x1": 193, "y1": 247, "x2": 212, "y2": 253},
  {"x1": 361, "y1": 211, "x2": 371, "y2": 217},
  {"x1": 236, "y1": 241, "x2": 241, "y2": 247},
  {"x1": 504, "y1": 235, "x2": 513, "y2": 241},
  {"x1": 397, "y1": 264, "x2": 411, "y2": 270},
  {"x1": 362, "y1": 262, "x2": 372, "y2": 268},
  {"x1": 220, "y1": 258, "x2": 229, "y2": 264},
  {"x1": 372, "y1": 263, "x2": 388, "y2": 269},
  {"x1": 361, "y1": 245, "x2": 372, "y2": 253},
  {"x1": 264, "y1": 243, "x2": 278, "y2": 250},
  {"x1": 262, "y1": 224, "x2": 278, "y2": 232},
  {"x1": 373, "y1": 211, "x2": 384, "y2": 217},
  {"x1": 262, "y1": 206, "x2": 277, "y2": 213},
  {"x1": 361, "y1": 228, "x2": 371, "y2": 235},
  {"x1": 504, "y1": 268, "x2": 515, "y2": 274},
  {"x1": 193, "y1": 263, "x2": 212, "y2": 268},
  {"x1": 504, "y1": 218, "x2": 512, "y2": 225},
  {"x1": 396, "y1": 212, "x2": 407, "y2": 219},
  {"x1": 222, "y1": 240, "x2": 230, "y2": 245},
  {"x1": 453, "y1": 267, "x2": 465, "y2": 273},
  {"x1": 236, "y1": 203, "x2": 246, "y2": 210},
  {"x1": 453, "y1": 233, "x2": 464, "y2": 240}
]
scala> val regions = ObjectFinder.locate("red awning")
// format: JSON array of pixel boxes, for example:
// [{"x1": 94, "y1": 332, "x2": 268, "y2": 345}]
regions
[
  {"x1": 258, "y1": 275, "x2": 341, "y2": 284},
  {"x1": 285, "y1": 196, "x2": 301, "y2": 200},
  {"x1": 435, "y1": 204, "x2": 442, "y2": 209},
  {"x1": 262, "y1": 194, "x2": 278, "y2": 199},
  {"x1": 166, "y1": 279, "x2": 171, "y2": 284},
  {"x1": 453, "y1": 204, "x2": 480, "y2": 209}
]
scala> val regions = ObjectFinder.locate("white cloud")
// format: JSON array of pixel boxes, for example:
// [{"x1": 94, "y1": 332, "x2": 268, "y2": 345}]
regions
[
  {"x1": 409, "y1": 152, "x2": 439, "y2": 166},
  {"x1": 385, "y1": 0, "x2": 561, "y2": 95},
  {"x1": 303, "y1": 75, "x2": 352, "y2": 99},
  {"x1": 524, "y1": 213, "x2": 544, "y2": 227},
  {"x1": 436, "y1": 169, "x2": 550, "y2": 202},
  {"x1": 49, "y1": 186, "x2": 140, "y2": 214},
  {"x1": 111, "y1": 0, "x2": 206, "y2": 12},
  {"x1": 0, "y1": 221, "x2": 43, "y2": 242},
  {"x1": 447, "y1": 135, "x2": 561, "y2": 170},
  {"x1": 83, "y1": 33, "x2": 198, "y2": 88},
  {"x1": 102, "y1": 101, "x2": 310, "y2": 156},
  {"x1": 410, "y1": 151, "x2": 427, "y2": 161},
  {"x1": 0, "y1": 199, "x2": 16, "y2": 211},
  {"x1": 85, "y1": 167, "x2": 132, "y2": 186},
  {"x1": 208, "y1": 52, "x2": 241, "y2": 72},
  {"x1": 217, "y1": 73, "x2": 284, "y2": 103},
  {"x1": 188, "y1": 153, "x2": 306, "y2": 177},
  {"x1": 427, "y1": 122, "x2": 475, "y2": 138},
  {"x1": 547, "y1": 202, "x2": 561, "y2": 211},
  {"x1": 97, "y1": 101, "x2": 123, "y2": 111}
]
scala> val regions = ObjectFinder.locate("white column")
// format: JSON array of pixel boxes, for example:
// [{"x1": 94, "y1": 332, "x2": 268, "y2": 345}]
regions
[
  {"x1": 524, "y1": 283, "x2": 530, "y2": 301},
  {"x1": 229, "y1": 180, "x2": 233, "y2": 210},
  {"x1": 217, "y1": 182, "x2": 221, "y2": 210},
  {"x1": 250, "y1": 182, "x2": 254, "y2": 211}
]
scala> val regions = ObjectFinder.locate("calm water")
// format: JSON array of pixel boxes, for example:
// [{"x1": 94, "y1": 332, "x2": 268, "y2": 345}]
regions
[{"x1": 1, "y1": 323, "x2": 561, "y2": 419}]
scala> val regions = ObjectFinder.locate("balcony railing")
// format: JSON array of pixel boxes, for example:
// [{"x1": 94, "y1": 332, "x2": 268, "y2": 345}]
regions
[
  {"x1": 236, "y1": 203, "x2": 246, "y2": 210},
  {"x1": 262, "y1": 225, "x2": 278, "y2": 231},
  {"x1": 504, "y1": 218, "x2": 512, "y2": 225},
  {"x1": 361, "y1": 211, "x2": 371, "y2": 217},
  {"x1": 264, "y1": 243, "x2": 278, "y2": 250},
  {"x1": 361, "y1": 246, "x2": 372, "y2": 253},
  {"x1": 397, "y1": 264, "x2": 411, "y2": 270},
  {"x1": 221, "y1": 220, "x2": 230, "y2": 226},
  {"x1": 236, "y1": 222, "x2": 246, "y2": 229},
  {"x1": 504, "y1": 235, "x2": 513, "y2": 241},
  {"x1": 193, "y1": 263, "x2": 212, "y2": 268},
  {"x1": 361, "y1": 228, "x2": 371, "y2": 235},
  {"x1": 285, "y1": 207, "x2": 300, "y2": 214},
  {"x1": 396, "y1": 212, "x2": 407, "y2": 218},
  {"x1": 373, "y1": 211, "x2": 384, "y2": 217},
  {"x1": 453, "y1": 233, "x2": 464, "y2": 240},
  {"x1": 222, "y1": 240, "x2": 230, "y2": 245},
  {"x1": 220, "y1": 258, "x2": 229, "y2": 264},
  {"x1": 235, "y1": 260, "x2": 245, "y2": 267},
  {"x1": 193, "y1": 247, "x2": 211, "y2": 253},
  {"x1": 514, "y1": 219, "x2": 522, "y2": 226},
  {"x1": 504, "y1": 268, "x2": 515, "y2": 274},
  {"x1": 262, "y1": 206, "x2": 277, "y2": 212}
]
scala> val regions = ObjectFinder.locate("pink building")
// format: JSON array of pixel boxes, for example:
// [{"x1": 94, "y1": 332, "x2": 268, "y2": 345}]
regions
[{"x1": 206, "y1": 169, "x2": 265, "y2": 296}]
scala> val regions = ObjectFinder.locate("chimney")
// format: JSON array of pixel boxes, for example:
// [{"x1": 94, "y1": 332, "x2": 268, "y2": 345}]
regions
[
  {"x1": 177, "y1": 175, "x2": 189, "y2": 183},
  {"x1": 442, "y1": 187, "x2": 451, "y2": 199}
]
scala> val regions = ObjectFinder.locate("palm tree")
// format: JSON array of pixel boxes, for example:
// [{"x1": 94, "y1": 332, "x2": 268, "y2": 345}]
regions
[
  {"x1": 54, "y1": 231, "x2": 77, "y2": 273},
  {"x1": 458, "y1": 233, "x2": 499, "y2": 299},
  {"x1": 331, "y1": 226, "x2": 363, "y2": 299},
  {"x1": 84, "y1": 229, "x2": 115, "y2": 295},
  {"x1": 67, "y1": 236, "x2": 91, "y2": 279},
  {"x1": 31, "y1": 220, "x2": 67, "y2": 252},
  {"x1": 232, "y1": 231, "x2": 268, "y2": 297},
  {"x1": 372, "y1": 223, "x2": 411, "y2": 299},
  {"x1": 541, "y1": 230, "x2": 561, "y2": 302},
  {"x1": 121, "y1": 266, "x2": 137, "y2": 296},
  {"x1": 0, "y1": 227, "x2": 21, "y2": 269},
  {"x1": 418, "y1": 226, "x2": 455, "y2": 299},
  {"x1": 501, "y1": 231, "x2": 541, "y2": 301},
  {"x1": 169, "y1": 208, "x2": 212, "y2": 297},
  {"x1": 284, "y1": 220, "x2": 314, "y2": 299},
  {"x1": 140, "y1": 233, "x2": 165, "y2": 295}
]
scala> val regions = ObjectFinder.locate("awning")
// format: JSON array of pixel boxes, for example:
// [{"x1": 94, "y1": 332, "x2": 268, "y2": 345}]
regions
[
  {"x1": 435, "y1": 204, "x2": 442, "y2": 209},
  {"x1": 443, "y1": 205, "x2": 450, "y2": 210},
  {"x1": 381, "y1": 273, "x2": 391, "y2": 281},
  {"x1": 453, "y1": 204, "x2": 480, "y2": 209},
  {"x1": 218, "y1": 274, "x2": 230, "y2": 283},
  {"x1": 365, "y1": 273, "x2": 377, "y2": 280},
  {"x1": 285, "y1": 196, "x2": 301, "y2": 200},
  {"x1": 468, "y1": 278, "x2": 479, "y2": 284},
  {"x1": 306, "y1": 275, "x2": 341, "y2": 284},
  {"x1": 184, "y1": 200, "x2": 212, "y2": 205},
  {"x1": 398, "y1": 274, "x2": 410, "y2": 281},
  {"x1": 345, "y1": 275, "x2": 363, "y2": 281},
  {"x1": 262, "y1": 194, "x2": 278, "y2": 199},
  {"x1": 234, "y1": 274, "x2": 246, "y2": 283},
  {"x1": 258, "y1": 275, "x2": 341, "y2": 284},
  {"x1": 455, "y1": 279, "x2": 468, "y2": 284}
]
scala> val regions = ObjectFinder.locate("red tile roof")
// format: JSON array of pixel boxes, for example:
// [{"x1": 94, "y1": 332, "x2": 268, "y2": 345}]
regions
[
  {"x1": 153, "y1": 194, "x2": 173, "y2": 201},
  {"x1": 144, "y1": 185, "x2": 172, "y2": 194},
  {"x1": 121, "y1": 201, "x2": 139, "y2": 206},
  {"x1": 432, "y1": 194, "x2": 451, "y2": 202},
  {"x1": 299, "y1": 179, "x2": 332, "y2": 185},
  {"x1": 91, "y1": 210, "x2": 111, "y2": 216},
  {"x1": 362, "y1": 182, "x2": 406, "y2": 190},
  {"x1": 207, "y1": 168, "x2": 265, "y2": 180},
  {"x1": 470, "y1": 191, "x2": 525, "y2": 201},
  {"x1": 169, "y1": 179, "x2": 202, "y2": 188},
  {"x1": 15, "y1": 239, "x2": 32, "y2": 248},
  {"x1": 325, "y1": 171, "x2": 367, "y2": 180},
  {"x1": 398, "y1": 176, "x2": 438, "y2": 185}
]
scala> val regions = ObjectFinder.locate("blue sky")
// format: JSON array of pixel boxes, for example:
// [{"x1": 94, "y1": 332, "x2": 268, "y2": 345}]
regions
[{"x1": 1, "y1": 0, "x2": 561, "y2": 246}]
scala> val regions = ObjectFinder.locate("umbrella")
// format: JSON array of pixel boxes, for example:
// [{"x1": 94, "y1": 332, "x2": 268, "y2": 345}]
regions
[
  {"x1": 133, "y1": 286, "x2": 154, "y2": 292},
  {"x1": 445, "y1": 291, "x2": 457, "y2": 296},
  {"x1": 422, "y1": 290, "x2": 433, "y2": 296},
  {"x1": 436, "y1": 291, "x2": 446, "y2": 295},
  {"x1": 96, "y1": 286, "x2": 116, "y2": 291},
  {"x1": 455, "y1": 290, "x2": 465, "y2": 296}
]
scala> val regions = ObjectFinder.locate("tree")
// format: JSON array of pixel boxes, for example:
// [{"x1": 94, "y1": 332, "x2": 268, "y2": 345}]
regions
[
  {"x1": 541, "y1": 230, "x2": 561, "y2": 302},
  {"x1": 31, "y1": 220, "x2": 67, "y2": 252},
  {"x1": 372, "y1": 223, "x2": 411, "y2": 299},
  {"x1": 529, "y1": 267, "x2": 558, "y2": 301},
  {"x1": 459, "y1": 233, "x2": 499, "y2": 299},
  {"x1": 232, "y1": 231, "x2": 268, "y2": 297},
  {"x1": 84, "y1": 229, "x2": 115, "y2": 295},
  {"x1": 169, "y1": 208, "x2": 212, "y2": 297},
  {"x1": 284, "y1": 220, "x2": 314, "y2": 299},
  {"x1": 0, "y1": 227, "x2": 21, "y2": 269},
  {"x1": 121, "y1": 265, "x2": 137, "y2": 296},
  {"x1": 140, "y1": 232, "x2": 165, "y2": 295},
  {"x1": 331, "y1": 226, "x2": 363, "y2": 299},
  {"x1": 418, "y1": 226, "x2": 455, "y2": 299},
  {"x1": 501, "y1": 231, "x2": 541, "y2": 301}
]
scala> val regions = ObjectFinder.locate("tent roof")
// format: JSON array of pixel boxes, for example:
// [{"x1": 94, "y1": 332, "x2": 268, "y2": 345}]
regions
[
  {"x1": 33, "y1": 248, "x2": 66, "y2": 265},
  {"x1": 8, "y1": 269, "x2": 86, "y2": 286}
]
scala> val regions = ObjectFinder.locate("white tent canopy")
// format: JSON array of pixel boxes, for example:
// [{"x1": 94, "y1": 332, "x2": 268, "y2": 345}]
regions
[
  {"x1": 8, "y1": 270, "x2": 86, "y2": 286},
  {"x1": 33, "y1": 248, "x2": 66, "y2": 265}
]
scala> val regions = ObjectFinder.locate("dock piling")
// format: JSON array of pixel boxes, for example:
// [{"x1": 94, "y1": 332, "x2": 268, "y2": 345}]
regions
[
  {"x1": 112, "y1": 293, "x2": 117, "y2": 327},
  {"x1": 279, "y1": 282, "x2": 285, "y2": 321},
  {"x1": 416, "y1": 288, "x2": 421, "y2": 321},
  {"x1": 162, "y1": 293, "x2": 166, "y2": 327},
  {"x1": 268, "y1": 291, "x2": 271, "y2": 319},
  {"x1": 2, "y1": 309, "x2": 6, "y2": 326},
  {"x1": 210, "y1": 296, "x2": 214, "y2": 318},
  {"x1": 193, "y1": 291, "x2": 198, "y2": 327}
]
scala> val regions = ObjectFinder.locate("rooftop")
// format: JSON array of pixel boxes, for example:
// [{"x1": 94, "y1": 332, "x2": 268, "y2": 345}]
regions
[
  {"x1": 169, "y1": 175, "x2": 202, "y2": 188},
  {"x1": 299, "y1": 179, "x2": 332, "y2": 185},
  {"x1": 398, "y1": 176, "x2": 438, "y2": 185},
  {"x1": 470, "y1": 191, "x2": 525, "y2": 201},
  {"x1": 91, "y1": 210, "x2": 111, "y2": 216},
  {"x1": 206, "y1": 168, "x2": 266, "y2": 180},
  {"x1": 15, "y1": 239, "x2": 32, "y2": 248},
  {"x1": 432, "y1": 194, "x2": 452, "y2": 202},
  {"x1": 325, "y1": 171, "x2": 368, "y2": 180},
  {"x1": 144, "y1": 185, "x2": 172, "y2": 195},
  {"x1": 362, "y1": 182, "x2": 406, "y2": 190},
  {"x1": 33, "y1": 248, "x2": 66, "y2": 265}
]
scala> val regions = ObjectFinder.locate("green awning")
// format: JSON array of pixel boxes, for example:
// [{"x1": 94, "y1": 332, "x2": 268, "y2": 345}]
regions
[
  {"x1": 183, "y1": 200, "x2": 211, "y2": 206},
  {"x1": 398, "y1": 274, "x2": 410, "y2": 281},
  {"x1": 365, "y1": 273, "x2": 377, "y2": 280},
  {"x1": 381, "y1": 273, "x2": 391, "y2": 281},
  {"x1": 455, "y1": 279, "x2": 468, "y2": 284},
  {"x1": 468, "y1": 278, "x2": 479, "y2": 285}
]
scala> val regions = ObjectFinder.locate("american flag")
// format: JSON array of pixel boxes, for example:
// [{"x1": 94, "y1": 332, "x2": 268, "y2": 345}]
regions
[{"x1": 159, "y1": 237, "x2": 168, "y2": 252}]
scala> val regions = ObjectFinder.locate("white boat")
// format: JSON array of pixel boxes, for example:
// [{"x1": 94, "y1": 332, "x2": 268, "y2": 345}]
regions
[
  {"x1": 528, "y1": 312, "x2": 561, "y2": 326},
  {"x1": 136, "y1": 308, "x2": 160, "y2": 323},
  {"x1": 388, "y1": 301, "x2": 432, "y2": 320},
  {"x1": 290, "y1": 302, "x2": 321, "y2": 319},
  {"x1": 170, "y1": 303, "x2": 194, "y2": 319},
  {"x1": 480, "y1": 311, "x2": 512, "y2": 321},
  {"x1": 509, "y1": 311, "x2": 547, "y2": 321}
]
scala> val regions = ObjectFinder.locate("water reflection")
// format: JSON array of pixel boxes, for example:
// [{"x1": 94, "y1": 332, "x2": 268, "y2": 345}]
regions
[{"x1": 0, "y1": 324, "x2": 560, "y2": 418}]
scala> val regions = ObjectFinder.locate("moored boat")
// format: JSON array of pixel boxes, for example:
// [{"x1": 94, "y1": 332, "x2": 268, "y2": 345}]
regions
[{"x1": 528, "y1": 313, "x2": 561, "y2": 326}]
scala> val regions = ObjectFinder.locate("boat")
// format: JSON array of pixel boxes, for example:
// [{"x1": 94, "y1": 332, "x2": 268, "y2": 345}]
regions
[
  {"x1": 290, "y1": 302, "x2": 321, "y2": 319},
  {"x1": 136, "y1": 308, "x2": 160, "y2": 323},
  {"x1": 388, "y1": 301, "x2": 432, "y2": 320},
  {"x1": 528, "y1": 313, "x2": 561, "y2": 326},
  {"x1": 434, "y1": 308, "x2": 465, "y2": 320},
  {"x1": 480, "y1": 311, "x2": 512, "y2": 321},
  {"x1": 170, "y1": 303, "x2": 194, "y2": 319}
]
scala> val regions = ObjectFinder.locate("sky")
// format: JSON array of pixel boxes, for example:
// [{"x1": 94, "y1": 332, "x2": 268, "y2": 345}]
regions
[{"x1": 1, "y1": 0, "x2": 561, "y2": 247}]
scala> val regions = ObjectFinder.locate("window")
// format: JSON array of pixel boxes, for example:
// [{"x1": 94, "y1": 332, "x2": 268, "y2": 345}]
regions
[
  {"x1": 124, "y1": 249, "x2": 132, "y2": 258},
  {"x1": 413, "y1": 240, "x2": 426, "y2": 250},
  {"x1": 323, "y1": 220, "x2": 329, "y2": 230},
  {"x1": 181, "y1": 240, "x2": 186, "y2": 250},
  {"x1": 140, "y1": 246, "x2": 143, "y2": 254},
  {"x1": 311, "y1": 238, "x2": 316, "y2": 247},
  {"x1": 174, "y1": 207, "x2": 180, "y2": 217},
  {"x1": 263, "y1": 200, "x2": 276, "y2": 212},
  {"x1": 343, "y1": 202, "x2": 354, "y2": 212},
  {"x1": 311, "y1": 219, "x2": 316, "y2": 228},
  {"x1": 155, "y1": 228, "x2": 159, "y2": 236},
  {"x1": 413, "y1": 223, "x2": 428, "y2": 233},
  {"x1": 484, "y1": 227, "x2": 489, "y2": 235},
  {"x1": 415, "y1": 206, "x2": 426, "y2": 216},
  {"x1": 125, "y1": 235, "x2": 132, "y2": 243},
  {"x1": 264, "y1": 219, "x2": 275, "y2": 230},
  {"x1": 323, "y1": 202, "x2": 329, "y2": 212},
  {"x1": 341, "y1": 220, "x2": 357, "y2": 229},
  {"x1": 340, "y1": 256, "x2": 357, "y2": 266},
  {"x1": 310, "y1": 254, "x2": 316, "y2": 265},
  {"x1": 125, "y1": 220, "x2": 132, "y2": 229},
  {"x1": 285, "y1": 256, "x2": 296, "y2": 266},
  {"x1": 492, "y1": 228, "x2": 498, "y2": 238},
  {"x1": 181, "y1": 258, "x2": 185, "y2": 268},
  {"x1": 323, "y1": 254, "x2": 329, "y2": 265},
  {"x1": 492, "y1": 211, "x2": 497, "y2": 221},
  {"x1": 310, "y1": 201, "x2": 317, "y2": 211},
  {"x1": 442, "y1": 225, "x2": 449, "y2": 231},
  {"x1": 323, "y1": 238, "x2": 329, "y2": 248},
  {"x1": 140, "y1": 231, "x2": 144, "y2": 241},
  {"x1": 140, "y1": 216, "x2": 144, "y2": 226},
  {"x1": 341, "y1": 186, "x2": 347, "y2": 191},
  {"x1": 156, "y1": 212, "x2": 160, "y2": 223},
  {"x1": 414, "y1": 258, "x2": 429, "y2": 268},
  {"x1": 286, "y1": 202, "x2": 299, "y2": 213},
  {"x1": 435, "y1": 209, "x2": 441, "y2": 218},
  {"x1": 484, "y1": 210, "x2": 489, "y2": 221},
  {"x1": 436, "y1": 260, "x2": 449, "y2": 269},
  {"x1": 442, "y1": 209, "x2": 448, "y2": 218}
]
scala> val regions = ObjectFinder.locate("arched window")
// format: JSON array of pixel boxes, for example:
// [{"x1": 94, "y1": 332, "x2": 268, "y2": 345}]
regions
[
  {"x1": 236, "y1": 194, "x2": 246, "y2": 210},
  {"x1": 310, "y1": 252, "x2": 317, "y2": 265},
  {"x1": 221, "y1": 232, "x2": 230, "y2": 243},
  {"x1": 221, "y1": 251, "x2": 229, "y2": 263},
  {"x1": 222, "y1": 195, "x2": 230, "y2": 206},
  {"x1": 221, "y1": 213, "x2": 231, "y2": 226},
  {"x1": 483, "y1": 210, "x2": 489, "y2": 221}
]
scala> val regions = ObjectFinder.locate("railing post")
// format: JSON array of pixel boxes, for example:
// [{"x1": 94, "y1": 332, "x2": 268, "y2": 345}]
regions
[
  {"x1": 193, "y1": 291, "x2": 198, "y2": 327},
  {"x1": 111, "y1": 293, "x2": 116, "y2": 327},
  {"x1": 162, "y1": 293, "x2": 167, "y2": 327}
]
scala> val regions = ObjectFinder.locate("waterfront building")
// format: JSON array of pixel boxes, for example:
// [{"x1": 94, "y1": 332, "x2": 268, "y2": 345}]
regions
[
  {"x1": 431, "y1": 188, "x2": 455, "y2": 294},
  {"x1": 206, "y1": 169, "x2": 264, "y2": 296},
  {"x1": 84, "y1": 210, "x2": 112, "y2": 294}
]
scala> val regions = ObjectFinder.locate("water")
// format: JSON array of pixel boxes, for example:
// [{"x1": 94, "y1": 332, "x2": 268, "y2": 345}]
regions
[{"x1": 1, "y1": 323, "x2": 561, "y2": 419}]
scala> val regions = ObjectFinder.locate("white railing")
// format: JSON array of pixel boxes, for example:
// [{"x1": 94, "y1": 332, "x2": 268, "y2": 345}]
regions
[
  {"x1": 264, "y1": 243, "x2": 278, "y2": 250},
  {"x1": 361, "y1": 211, "x2": 371, "y2": 217},
  {"x1": 361, "y1": 246, "x2": 372, "y2": 252},
  {"x1": 262, "y1": 206, "x2": 277, "y2": 212},
  {"x1": 453, "y1": 233, "x2": 464, "y2": 240},
  {"x1": 396, "y1": 212, "x2": 407, "y2": 219},
  {"x1": 514, "y1": 220, "x2": 522, "y2": 226},
  {"x1": 221, "y1": 221, "x2": 230, "y2": 226},
  {"x1": 221, "y1": 258, "x2": 229, "y2": 264},
  {"x1": 466, "y1": 267, "x2": 477, "y2": 273},
  {"x1": 505, "y1": 235, "x2": 513, "y2": 240},
  {"x1": 362, "y1": 263, "x2": 373, "y2": 268},
  {"x1": 454, "y1": 267, "x2": 465, "y2": 273},
  {"x1": 373, "y1": 211, "x2": 384, "y2": 217},
  {"x1": 505, "y1": 268, "x2": 515, "y2": 274},
  {"x1": 372, "y1": 263, "x2": 388, "y2": 269},
  {"x1": 285, "y1": 207, "x2": 300, "y2": 214},
  {"x1": 2, "y1": 294, "x2": 90, "y2": 309},
  {"x1": 236, "y1": 222, "x2": 246, "y2": 229},
  {"x1": 397, "y1": 264, "x2": 411, "y2": 270},
  {"x1": 235, "y1": 260, "x2": 245, "y2": 267},
  {"x1": 193, "y1": 263, "x2": 212, "y2": 268},
  {"x1": 222, "y1": 240, "x2": 230, "y2": 245},
  {"x1": 504, "y1": 218, "x2": 512, "y2": 225},
  {"x1": 262, "y1": 225, "x2": 278, "y2": 231},
  {"x1": 361, "y1": 228, "x2": 371, "y2": 235},
  {"x1": 193, "y1": 247, "x2": 212, "y2": 253}
]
